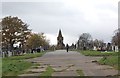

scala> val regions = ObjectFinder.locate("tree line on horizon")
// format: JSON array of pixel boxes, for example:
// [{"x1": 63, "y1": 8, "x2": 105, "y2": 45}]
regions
[
  {"x1": 76, "y1": 29, "x2": 120, "y2": 51},
  {"x1": 0, "y1": 16, "x2": 119, "y2": 57}
]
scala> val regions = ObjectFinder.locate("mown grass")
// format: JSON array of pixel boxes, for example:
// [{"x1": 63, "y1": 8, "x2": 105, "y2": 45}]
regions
[
  {"x1": 0, "y1": 58, "x2": 2, "y2": 77},
  {"x1": 77, "y1": 50, "x2": 119, "y2": 70},
  {"x1": 2, "y1": 52, "x2": 45, "y2": 76},
  {"x1": 98, "y1": 56, "x2": 119, "y2": 70},
  {"x1": 76, "y1": 69, "x2": 84, "y2": 76},
  {"x1": 40, "y1": 66, "x2": 54, "y2": 77},
  {"x1": 79, "y1": 50, "x2": 118, "y2": 56},
  {"x1": 3, "y1": 52, "x2": 46, "y2": 60},
  {"x1": 2, "y1": 60, "x2": 33, "y2": 76}
]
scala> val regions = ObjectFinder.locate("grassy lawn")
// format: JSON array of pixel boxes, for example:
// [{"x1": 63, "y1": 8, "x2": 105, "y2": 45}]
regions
[
  {"x1": 2, "y1": 60, "x2": 33, "y2": 76},
  {"x1": 0, "y1": 58, "x2": 2, "y2": 77},
  {"x1": 40, "y1": 66, "x2": 54, "y2": 77},
  {"x1": 76, "y1": 69, "x2": 84, "y2": 76},
  {"x1": 3, "y1": 52, "x2": 46, "y2": 60},
  {"x1": 79, "y1": 50, "x2": 118, "y2": 56},
  {"x1": 77, "y1": 50, "x2": 119, "y2": 70},
  {"x1": 2, "y1": 52, "x2": 46, "y2": 76},
  {"x1": 98, "y1": 56, "x2": 119, "y2": 70}
]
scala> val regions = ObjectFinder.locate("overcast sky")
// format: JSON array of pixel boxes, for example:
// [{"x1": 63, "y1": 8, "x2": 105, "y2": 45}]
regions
[{"x1": 1, "y1": 0, "x2": 118, "y2": 45}]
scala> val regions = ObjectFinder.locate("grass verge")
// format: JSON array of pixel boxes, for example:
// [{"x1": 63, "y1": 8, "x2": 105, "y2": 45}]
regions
[
  {"x1": 77, "y1": 50, "x2": 119, "y2": 70},
  {"x1": 2, "y1": 60, "x2": 33, "y2": 76},
  {"x1": 2, "y1": 52, "x2": 45, "y2": 76},
  {"x1": 98, "y1": 56, "x2": 119, "y2": 70},
  {"x1": 3, "y1": 52, "x2": 46, "y2": 60},
  {"x1": 40, "y1": 66, "x2": 54, "y2": 77},
  {"x1": 76, "y1": 69, "x2": 84, "y2": 76},
  {"x1": 0, "y1": 58, "x2": 2, "y2": 77},
  {"x1": 78, "y1": 50, "x2": 117, "y2": 56}
]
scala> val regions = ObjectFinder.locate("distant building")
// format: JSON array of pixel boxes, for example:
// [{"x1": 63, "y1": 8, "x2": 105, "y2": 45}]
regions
[{"x1": 57, "y1": 29, "x2": 65, "y2": 49}]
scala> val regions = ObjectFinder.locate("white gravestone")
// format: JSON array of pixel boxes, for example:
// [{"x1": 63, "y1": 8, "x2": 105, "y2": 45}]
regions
[
  {"x1": 8, "y1": 51, "x2": 12, "y2": 57},
  {"x1": 2, "y1": 52, "x2": 5, "y2": 58},
  {"x1": 115, "y1": 46, "x2": 118, "y2": 52},
  {"x1": 93, "y1": 46, "x2": 97, "y2": 51},
  {"x1": 112, "y1": 46, "x2": 114, "y2": 51}
]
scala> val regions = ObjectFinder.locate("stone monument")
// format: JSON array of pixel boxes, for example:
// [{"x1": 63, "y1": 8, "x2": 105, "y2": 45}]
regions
[{"x1": 57, "y1": 29, "x2": 65, "y2": 49}]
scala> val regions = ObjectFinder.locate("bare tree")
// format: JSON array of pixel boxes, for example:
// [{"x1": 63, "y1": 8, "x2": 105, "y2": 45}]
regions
[
  {"x1": 112, "y1": 28, "x2": 120, "y2": 51},
  {"x1": 78, "y1": 33, "x2": 93, "y2": 50}
]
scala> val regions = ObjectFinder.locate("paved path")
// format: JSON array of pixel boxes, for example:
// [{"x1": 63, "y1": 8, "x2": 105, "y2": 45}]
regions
[{"x1": 20, "y1": 50, "x2": 118, "y2": 76}]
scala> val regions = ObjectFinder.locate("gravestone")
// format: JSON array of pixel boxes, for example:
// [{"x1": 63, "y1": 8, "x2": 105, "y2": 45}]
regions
[
  {"x1": 93, "y1": 46, "x2": 97, "y2": 50},
  {"x1": 2, "y1": 52, "x2": 5, "y2": 58},
  {"x1": 112, "y1": 46, "x2": 114, "y2": 51},
  {"x1": 8, "y1": 51, "x2": 12, "y2": 57},
  {"x1": 115, "y1": 46, "x2": 118, "y2": 52},
  {"x1": 112, "y1": 45, "x2": 118, "y2": 52}
]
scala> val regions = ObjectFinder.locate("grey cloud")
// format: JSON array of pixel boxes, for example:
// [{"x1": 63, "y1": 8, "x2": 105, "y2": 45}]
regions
[
  {"x1": 2, "y1": 1, "x2": 118, "y2": 44},
  {"x1": 2, "y1": 2, "x2": 79, "y2": 17}
]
